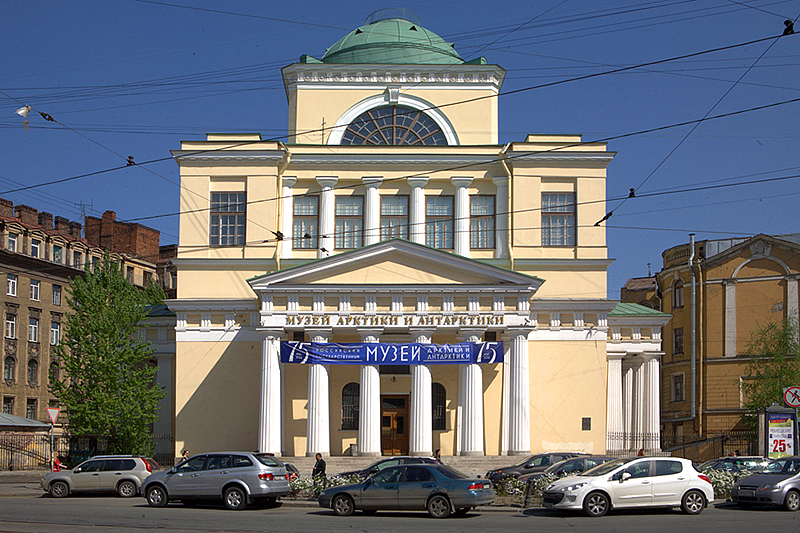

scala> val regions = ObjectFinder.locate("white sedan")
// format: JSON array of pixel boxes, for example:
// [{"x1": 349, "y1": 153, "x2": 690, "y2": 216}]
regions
[{"x1": 542, "y1": 456, "x2": 714, "y2": 517}]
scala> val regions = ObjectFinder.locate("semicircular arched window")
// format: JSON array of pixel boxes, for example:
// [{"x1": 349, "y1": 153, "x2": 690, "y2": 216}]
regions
[{"x1": 341, "y1": 105, "x2": 448, "y2": 146}]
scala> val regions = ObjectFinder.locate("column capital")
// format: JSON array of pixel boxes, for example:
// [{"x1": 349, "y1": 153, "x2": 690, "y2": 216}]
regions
[
  {"x1": 451, "y1": 176, "x2": 473, "y2": 188},
  {"x1": 362, "y1": 176, "x2": 383, "y2": 188},
  {"x1": 503, "y1": 328, "x2": 533, "y2": 340},
  {"x1": 409, "y1": 328, "x2": 436, "y2": 343},
  {"x1": 306, "y1": 328, "x2": 332, "y2": 342},
  {"x1": 282, "y1": 176, "x2": 298, "y2": 187},
  {"x1": 492, "y1": 176, "x2": 509, "y2": 186},
  {"x1": 316, "y1": 176, "x2": 338, "y2": 189},
  {"x1": 458, "y1": 328, "x2": 485, "y2": 342},
  {"x1": 407, "y1": 177, "x2": 429, "y2": 188},
  {"x1": 358, "y1": 328, "x2": 383, "y2": 342}
]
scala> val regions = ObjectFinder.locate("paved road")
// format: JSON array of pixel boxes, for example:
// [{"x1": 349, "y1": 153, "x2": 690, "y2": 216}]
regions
[{"x1": 1, "y1": 495, "x2": 799, "y2": 533}]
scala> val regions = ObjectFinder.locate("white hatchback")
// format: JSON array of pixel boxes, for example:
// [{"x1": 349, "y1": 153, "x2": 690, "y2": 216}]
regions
[{"x1": 542, "y1": 456, "x2": 714, "y2": 517}]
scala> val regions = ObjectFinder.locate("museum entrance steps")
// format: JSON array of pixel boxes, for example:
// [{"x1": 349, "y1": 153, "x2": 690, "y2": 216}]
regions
[{"x1": 282, "y1": 455, "x2": 514, "y2": 479}]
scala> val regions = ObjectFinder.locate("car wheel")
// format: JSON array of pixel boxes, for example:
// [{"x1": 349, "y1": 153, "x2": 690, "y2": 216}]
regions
[
  {"x1": 454, "y1": 506, "x2": 471, "y2": 516},
  {"x1": 681, "y1": 490, "x2": 705, "y2": 515},
  {"x1": 583, "y1": 491, "x2": 609, "y2": 517},
  {"x1": 362, "y1": 509, "x2": 377, "y2": 515},
  {"x1": 783, "y1": 490, "x2": 800, "y2": 512},
  {"x1": 427, "y1": 494, "x2": 452, "y2": 518},
  {"x1": 332, "y1": 494, "x2": 355, "y2": 516},
  {"x1": 117, "y1": 480, "x2": 137, "y2": 498},
  {"x1": 49, "y1": 481, "x2": 69, "y2": 498},
  {"x1": 146, "y1": 485, "x2": 168, "y2": 507},
  {"x1": 224, "y1": 486, "x2": 248, "y2": 510}
]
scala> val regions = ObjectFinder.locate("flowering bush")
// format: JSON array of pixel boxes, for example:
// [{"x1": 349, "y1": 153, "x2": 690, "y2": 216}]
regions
[
  {"x1": 289, "y1": 474, "x2": 363, "y2": 499},
  {"x1": 703, "y1": 468, "x2": 758, "y2": 499}
]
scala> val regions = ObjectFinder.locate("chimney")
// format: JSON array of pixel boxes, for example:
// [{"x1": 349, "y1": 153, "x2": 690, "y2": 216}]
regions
[
  {"x1": 0, "y1": 198, "x2": 13, "y2": 219},
  {"x1": 68, "y1": 221, "x2": 82, "y2": 238},
  {"x1": 102, "y1": 210, "x2": 116, "y2": 222},
  {"x1": 14, "y1": 204, "x2": 38, "y2": 226},
  {"x1": 54, "y1": 216, "x2": 70, "y2": 234},
  {"x1": 38, "y1": 212, "x2": 54, "y2": 230}
]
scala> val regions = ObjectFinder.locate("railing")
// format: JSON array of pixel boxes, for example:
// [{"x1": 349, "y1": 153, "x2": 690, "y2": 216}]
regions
[{"x1": 661, "y1": 430, "x2": 756, "y2": 462}]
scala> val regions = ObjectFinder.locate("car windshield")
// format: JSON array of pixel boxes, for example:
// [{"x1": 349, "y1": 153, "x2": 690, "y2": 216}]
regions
[
  {"x1": 544, "y1": 459, "x2": 570, "y2": 474},
  {"x1": 515, "y1": 455, "x2": 537, "y2": 467},
  {"x1": 435, "y1": 465, "x2": 470, "y2": 479},
  {"x1": 762, "y1": 459, "x2": 800, "y2": 475},
  {"x1": 583, "y1": 458, "x2": 633, "y2": 476},
  {"x1": 254, "y1": 454, "x2": 283, "y2": 467}
]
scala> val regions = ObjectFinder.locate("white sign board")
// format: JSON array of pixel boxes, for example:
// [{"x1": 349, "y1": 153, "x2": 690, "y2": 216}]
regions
[
  {"x1": 767, "y1": 412, "x2": 796, "y2": 459},
  {"x1": 46, "y1": 407, "x2": 60, "y2": 425}
]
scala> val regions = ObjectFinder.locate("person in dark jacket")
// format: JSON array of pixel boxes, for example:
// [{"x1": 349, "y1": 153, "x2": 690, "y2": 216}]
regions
[{"x1": 312, "y1": 453, "x2": 327, "y2": 489}]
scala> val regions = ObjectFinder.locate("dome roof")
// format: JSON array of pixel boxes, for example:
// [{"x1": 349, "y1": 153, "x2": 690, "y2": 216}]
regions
[{"x1": 320, "y1": 10, "x2": 464, "y2": 65}]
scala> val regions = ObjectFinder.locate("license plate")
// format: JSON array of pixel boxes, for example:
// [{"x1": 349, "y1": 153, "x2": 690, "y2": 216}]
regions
[
  {"x1": 274, "y1": 475, "x2": 285, "y2": 480},
  {"x1": 739, "y1": 490, "x2": 754, "y2": 497}
]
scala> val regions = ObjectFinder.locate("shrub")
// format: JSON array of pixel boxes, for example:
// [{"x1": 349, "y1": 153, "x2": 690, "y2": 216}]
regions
[{"x1": 289, "y1": 474, "x2": 362, "y2": 499}]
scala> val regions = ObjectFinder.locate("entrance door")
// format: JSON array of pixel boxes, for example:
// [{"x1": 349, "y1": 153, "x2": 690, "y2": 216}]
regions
[{"x1": 381, "y1": 395, "x2": 409, "y2": 455}]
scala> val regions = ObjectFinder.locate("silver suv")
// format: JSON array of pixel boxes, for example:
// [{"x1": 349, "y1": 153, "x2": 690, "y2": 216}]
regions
[
  {"x1": 41, "y1": 455, "x2": 161, "y2": 498},
  {"x1": 142, "y1": 452, "x2": 291, "y2": 510}
]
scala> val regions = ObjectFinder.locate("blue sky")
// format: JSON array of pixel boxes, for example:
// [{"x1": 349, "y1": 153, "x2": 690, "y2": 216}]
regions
[{"x1": 2, "y1": 0, "x2": 798, "y2": 298}]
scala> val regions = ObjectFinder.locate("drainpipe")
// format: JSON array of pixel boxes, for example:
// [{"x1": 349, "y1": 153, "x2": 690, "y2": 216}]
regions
[{"x1": 689, "y1": 234, "x2": 697, "y2": 422}]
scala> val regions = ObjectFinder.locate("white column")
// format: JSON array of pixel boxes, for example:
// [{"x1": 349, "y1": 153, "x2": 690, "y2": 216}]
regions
[
  {"x1": 280, "y1": 177, "x2": 297, "y2": 259},
  {"x1": 459, "y1": 329, "x2": 485, "y2": 456},
  {"x1": 622, "y1": 357, "x2": 634, "y2": 450},
  {"x1": 492, "y1": 176, "x2": 509, "y2": 259},
  {"x1": 259, "y1": 334, "x2": 283, "y2": 455},
  {"x1": 407, "y1": 177, "x2": 428, "y2": 245},
  {"x1": 410, "y1": 329, "x2": 435, "y2": 456},
  {"x1": 452, "y1": 177, "x2": 473, "y2": 257},
  {"x1": 362, "y1": 177, "x2": 383, "y2": 246},
  {"x1": 632, "y1": 357, "x2": 646, "y2": 451},
  {"x1": 642, "y1": 355, "x2": 662, "y2": 452},
  {"x1": 358, "y1": 330, "x2": 382, "y2": 457},
  {"x1": 317, "y1": 177, "x2": 337, "y2": 258},
  {"x1": 724, "y1": 279, "x2": 737, "y2": 356},
  {"x1": 505, "y1": 329, "x2": 532, "y2": 455},
  {"x1": 306, "y1": 330, "x2": 331, "y2": 457},
  {"x1": 606, "y1": 353, "x2": 624, "y2": 452}
]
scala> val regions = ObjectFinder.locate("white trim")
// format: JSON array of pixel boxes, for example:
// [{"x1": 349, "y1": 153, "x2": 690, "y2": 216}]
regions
[{"x1": 327, "y1": 93, "x2": 459, "y2": 146}]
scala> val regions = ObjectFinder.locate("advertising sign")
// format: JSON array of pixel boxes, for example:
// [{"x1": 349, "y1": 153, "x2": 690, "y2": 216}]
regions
[
  {"x1": 280, "y1": 341, "x2": 503, "y2": 365},
  {"x1": 767, "y1": 411, "x2": 796, "y2": 459}
]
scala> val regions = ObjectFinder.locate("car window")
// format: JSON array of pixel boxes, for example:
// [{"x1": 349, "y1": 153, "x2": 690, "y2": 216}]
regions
[
  {"x1": 784, "y1": 460, "x2": 800, "y2": 475},
  {"x1": 528, "y1": 456, "x2": 548, "y2": 467},
  {"x1": 435, "y1": 465, "x2": 469, "y2": 479},
  {"x1": 586, "y1": 458, "x2": 607, "y2": 469},
  {"x1": 78, "y1": 460, "x2": 103, "y2": 473},
  {"x1": 586, "y1": 458, "x2": 632, "y2": 476},
  {"x1": 376, "y1": 459, "x2": 400, "y2": 471},
  {"x1": 625, "y1": 461, "x2": 651, "y2": 479},
  {"x1": 372, "y1": 467, "x2": 403, "y2": 484},
  {"x1": 655, "y1": 460, "x2": 683, "y2": 476},
  {"x1": 553, "y1": 454, "x2": 573, "y2": 462},
  {"x1": 403, "y1": 466, "x2": 434, "y2": 483},
  {"x1": 144, "y1": 457, "x2": 160, "y2": 470},
  {"x1": 232, "y1": 455, "x2": 253, "y2": 468},
  {"x1": 102, "y1": 459, "x2": 126, "y2": 471},
  {"x1": 763, "y1": 460, "x2": 788, "y2": 474},
  {"x1": 254, "y1": 454, "x2": 282, "y2": 467},
  {"x1": 561, "y1": 459, "x2": 583, "y2": 473},
  {"x1": 177, "y1": 456, "x2": 206, "y2": 473},
  {"x1": 206, "y1": 455, "x2": 232, "y2": 470}
]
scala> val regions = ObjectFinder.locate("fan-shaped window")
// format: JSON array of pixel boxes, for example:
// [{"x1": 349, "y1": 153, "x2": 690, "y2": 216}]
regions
[
  {"x1": 341, "y1": 105, "x2": 447, "y2": 146},
  {"x1": 432, "y1": 382, "x2": 446, "y2": 430},
  {"x1": 342, "y1": 382, "x2": 359, "y2": 430}
]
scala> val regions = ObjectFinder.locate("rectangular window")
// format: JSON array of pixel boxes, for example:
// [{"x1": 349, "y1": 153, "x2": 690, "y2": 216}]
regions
[
  {"x1": 8, "y1": 233, "x2": 17, "y2": 253},
  {"x1": 73, "y1": 251, "x2": 82, "y2": 269},
  {"x1": 50, "y1": 322, "x2": 60, "y2": 345},
  {"x1": 673, "y1": 327, "x2": 684, "y2": 355},
  {"x1": 91, "y1": 256, "x2": 98, "y2": 272},
  {"x1": 380, "y1": 196, "x2": 409, "y2": 240},
  {"x1": 673, "y1": 282, "x2": 684, "y2": 309},
  {"x1": 470, "y1": 195, "x2": 495, "y2": 249},
  {"x1": 30, "y1": 279, "x2": 40, "y2": 301},
  {"x1": 425, "y1": 195, "x2": 454, "y2": 249},
  {"x1": 52, "y1": 285, "x2": 61, "y2": 306},
  {"x1": 53, "y1": 245, "x2": 63, "y2": 264},
  {"x1": 5, "y1": 314, "x2": 15, "y2": 339},
  {"x1": 334, "y1": 196, "x2": 364, "y2": 250},
  {"x1": 2, "y1": 397, "x2": 12, "y2": 415},
  {"x1": 126, "y1": 266, "x2": 134, "y2": 283},
  {"x1": 7, "y1": 274, "x2": 17, "y2": 296},
  {"x1": 31, "y1": 239, "x2": 40, "y2": 258},
  {"x1": 293, "y1": 196, "x2": 319, "y2": 249},
  {"x1": 29, "y1": 317, "x2": 39, "y2": 343},
  {"x1": 672, "y1": 373, "x2": 685, "y2": 402},
  {"x1": 26, "y1": 399, "x2": 36, "y2": 419},
  {"x1": 542, "y1": 193, "x2": 576, "y2": 246},
  {"x1": 210, "y1": 192, "x2": 246, "y2": 246}
]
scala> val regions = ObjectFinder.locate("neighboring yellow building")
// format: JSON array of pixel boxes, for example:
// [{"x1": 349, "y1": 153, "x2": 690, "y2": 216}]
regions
[
  {"x1": 657, "y1": 234, "x2": 800, "y2": 452},
  {"x1": 166, "y1": 10, "x2": 668, "y2": 459}
]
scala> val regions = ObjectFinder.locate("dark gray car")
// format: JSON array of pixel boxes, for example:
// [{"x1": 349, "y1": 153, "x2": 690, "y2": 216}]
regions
[
  {"x1": 519, "y1": 455, "x2": 617, "y2": 483},
  {"x1": 486, "y1": 452, "x2": 585, "y2": 481},
  {"x1": 142, "y1": 452, "x2": 291, "y2": 510},
  {"x1": 731, "y1": 456, "x2": 800, "y2": 511},
  {"x1": 335, "y1": 456, "x2": 440, "y2": 480}
]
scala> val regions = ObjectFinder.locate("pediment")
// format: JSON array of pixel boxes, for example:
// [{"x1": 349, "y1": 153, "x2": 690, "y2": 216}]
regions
[
  {"x1": 704, "y1": 233, "x2": 800, "y2": 267},
  {"x1": 248, "y1": 239, "x2": 542, "y2": 291}
]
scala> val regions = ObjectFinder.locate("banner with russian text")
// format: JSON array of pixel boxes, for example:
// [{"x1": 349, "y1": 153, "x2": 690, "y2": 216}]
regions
[{"x1": 280, "y1": 341, "x2": 503, "y2": 365}]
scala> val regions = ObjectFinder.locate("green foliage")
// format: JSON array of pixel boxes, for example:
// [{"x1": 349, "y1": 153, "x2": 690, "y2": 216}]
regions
[
  {"x1": 742, "y1": 318, "x2": 800, "y2": 427},
  {"x1": 49, "y1": 253, "x2": 166, "y2": 455},
  {"x1": 704, "y1": 467, "x2": 760, "y2": 499},
  {"x1": 289, "y1": 474, "x2": 363, "y2": 498}
]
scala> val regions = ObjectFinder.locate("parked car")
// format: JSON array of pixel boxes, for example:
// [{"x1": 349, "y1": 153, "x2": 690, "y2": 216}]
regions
[
  {"x1": 519, "y1": 456, "x2": 617, "y2": 483},
  {"x1": 542, "y1": 456, "x2": 713, "y2": 517},
  {"x1": 486, "y1": 452, "x2": 585, "y2": 482},
  {"x1": 698, "y1": 456, "x2": 769, "y2": 474},
  {"x1": 335, "y1": 456, "x2": 440, "y2": 480},
  {"x1": 319, "y1": 463, "x2": 494, "y2": 518},
  {"x1": 142, "y1": 451, "x2": 291, "y2": 510},
  {"x1": 731, "y1": 456, "x2": 800, "y2": 511},
  {"x1": 41, "y1": 455, "x2": 160, "y2": 498},
  {"x1": 284, "y1": 462, "x2": 300, "y2": 481}
]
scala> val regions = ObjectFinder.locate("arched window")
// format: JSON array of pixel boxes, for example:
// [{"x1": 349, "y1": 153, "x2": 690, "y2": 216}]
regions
[
  {"x1": 3, "y1": 356, "x2": 14, "y2": 381},
  {"x1": 27, "y1": 359, "x2": 38, "y2": 385},
  {"x1": 342, "y1": 382, "x2": 359, "y2": 430},
  {"x1": 49, "y1": 363, "x2": 60, "y2": 384},
  {"x1": 432, "y1": 382, "x2": 446, "y2": 430},
  {"x1": 673, "y1": 280, "x2": 684, "y2": 309},
  {"x1": 341, "y1": 105, "x2": 447, "y2": 146}
]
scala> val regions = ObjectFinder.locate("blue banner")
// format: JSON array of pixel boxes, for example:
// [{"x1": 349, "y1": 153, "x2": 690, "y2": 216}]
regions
[{"x1": 280, "y1": 341, "x2": 503, "y2": 365}]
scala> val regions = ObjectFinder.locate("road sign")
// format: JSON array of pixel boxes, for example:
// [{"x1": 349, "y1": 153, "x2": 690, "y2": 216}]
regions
[
  {"x1": 46, "y1": 407, "x2": 60, "y2": 425},
  {"x1": 784, "y1": 387, "x2": 800, "y2": 408}
]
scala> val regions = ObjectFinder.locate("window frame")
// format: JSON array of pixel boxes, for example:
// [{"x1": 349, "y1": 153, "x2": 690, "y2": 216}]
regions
[
  {"x1": 7, "y1": 274, "x2": 17, "y2": 297},
  {"x1": 293, "y1": 195, "x2": 319, "y2": 250},
  {"x1": 2, "y1": 396, "x2": 13, "y2": 415},
  {"x1": 673, "y1": 327, "x2": 684, "y2": 355},
  {"x1": 25, "y1": 398, "x2": 36, "y2": 419},
  {"x1": 53, "y1": 245, "x2": 63, "y2": 264},
  {"x1": 671, "y1": 372, "x2": 685, "y2": 402},
  {"x1": 673, "y1": 280, "x2": 684, "y2": 309},
  {"x1": 432, "y1": 382, "x2": 446, "y2": 430},
  {"x1": 334, "y1": 195, "x2": 364, "y2": 250},
  {"x1": 341, "y1": 382, "x2": 359, "y2": 431},
  {"x1": 3, "y1": 356, "x2": 15, "y2": 381},
  {"x1": 425, "y1": 195, "x2": 454, "y2": 250},
  {"x1": 380, "y1": 195, "x2": 409, "y2": 241},
  {"x1": 50, "y1": 321, "x2": 60, "y2": 345},
  {"x1": 30, "y1": 279, "x2": 40, "y2": 301},
  {"x1": 29, "y1": 317, "x2": 39, "y2": 343},
  {"x1": 469, "y1": 195, "x2": 496, "y2": 249},
  {"x1": 210, "y1": 192, "x2": 247, "y2": 247},
  {"x1": 52, "y1": 284, "x2": 61, "y2": 306},
  {"x1": 341, "y1": 105, "x2": 448, "y2": 146},
  {"x1": 541, "y1": 193, "x2": 576, "y2": 246},
  {"x1": 8, "y1": 233, "x2": 17, "y2": 253},
  {"x1": 31, "y1": 239, "x2": 40, "y2": 258},
  {"x1": 5, "y1": 314, "x2": 16, "y2": 339},
  {"x1": 27, "y1": 359, "x2": 38, "y2": 385}
]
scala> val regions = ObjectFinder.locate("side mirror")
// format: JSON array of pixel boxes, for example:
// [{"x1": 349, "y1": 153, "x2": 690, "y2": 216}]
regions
[
  {"x1": 170, "y1": 466, "x2": 177, "y2": 474},
  {"x1": 369, "y1": 467, "x2": 379, "y2": 474},
  {"x1": 73, "y1": 468, "x2": 81, "y2": 473},
  {"x1": 621, "y1": 472, "x2": 632, "y2": 482}
]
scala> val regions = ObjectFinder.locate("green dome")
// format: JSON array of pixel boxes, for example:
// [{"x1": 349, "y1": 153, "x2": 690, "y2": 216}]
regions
[{"x1": 320, "y1": 11, "x2": 464, "y2": 65}]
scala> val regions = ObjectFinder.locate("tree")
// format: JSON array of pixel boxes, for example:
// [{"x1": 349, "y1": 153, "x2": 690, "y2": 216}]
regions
[
  {"x1": 50, "y1": 253, "x2": 166, "y2": 455},
  {"x1": 742, "y1": 318, "x2": 800, "y2": 421}
]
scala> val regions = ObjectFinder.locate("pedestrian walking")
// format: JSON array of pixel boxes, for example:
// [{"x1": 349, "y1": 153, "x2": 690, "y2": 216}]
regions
[{"x1": 312, "y1": 453, "x2": 327, "y2": 491}]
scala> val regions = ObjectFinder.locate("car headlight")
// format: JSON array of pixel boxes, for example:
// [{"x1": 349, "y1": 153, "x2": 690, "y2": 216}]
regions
[
  {"x1": 561, "y1": 482, "x2": 587, "y2": 492},
  {"x1": 760, "y1": 483, "x2": 781, "y2": 491}
]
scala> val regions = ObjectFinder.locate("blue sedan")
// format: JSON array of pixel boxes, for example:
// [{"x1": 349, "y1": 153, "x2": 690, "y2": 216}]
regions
[{"x1": 318, "y1": 463, "x2": 495, "y2": 518}]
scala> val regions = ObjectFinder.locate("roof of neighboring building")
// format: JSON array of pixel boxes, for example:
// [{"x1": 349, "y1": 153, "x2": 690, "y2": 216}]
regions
[
  {"x1": 145, "y1": 304, "x2": 175, "y2": 317},
  {"x1": 0, "y1": 412, "x2": 51, "y2": 429},
  {"x1": 609, "y1": 302, "x2": 669, "y2": 317},
  {"x1": 622, "y1": 277, "x2": 657, "y2": 292}
]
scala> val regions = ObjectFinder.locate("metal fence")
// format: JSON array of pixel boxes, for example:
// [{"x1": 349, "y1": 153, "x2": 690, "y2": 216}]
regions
[
  {"x1": 661, "y1": 430, "x2": 757, "y2": 462},
  {"x1": 0, "y1": 433, "x2": 174, "y2": 471}
]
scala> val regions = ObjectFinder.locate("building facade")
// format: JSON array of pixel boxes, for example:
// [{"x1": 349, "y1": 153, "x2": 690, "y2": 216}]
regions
[{"x1": 167, "y1": 11, "x2": 667, "y2": 458}]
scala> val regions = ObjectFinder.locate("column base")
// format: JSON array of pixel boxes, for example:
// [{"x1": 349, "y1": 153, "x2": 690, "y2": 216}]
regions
[
  {"x1": 507, "y1": 450, "x2": 531, "y2": 456},
  {"x1": 459, "y1": 451, "x2": 485, "y2": 457},
  {"x1": 306, "y1": 452, "x2": 329, "y2": 457},
  {"x1": 357, "y1": 451, "x2": 381, "y2": 457}
]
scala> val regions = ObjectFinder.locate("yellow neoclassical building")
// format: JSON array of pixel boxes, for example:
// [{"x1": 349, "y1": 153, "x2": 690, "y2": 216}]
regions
[{"x1": 165, "y1": 10, "x2": 668, "y2": 459}]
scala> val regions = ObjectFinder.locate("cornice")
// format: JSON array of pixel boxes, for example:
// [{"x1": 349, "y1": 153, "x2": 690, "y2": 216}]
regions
[
  {"x1": 171, "y1": 150, "x2": 286, "y2": 165},
  {"x1": 166, "y1": 298, "x2": 257, "y2": 312},
  {"x1": 286, "y1": 152, "x2": 503, "y2": 168},
  {"x1": 506, "y1": 151, "x2": 615, "y2": 165},
  {"x1": 513, "y1": 258, "x2": 614, "y2": 270},
  {"x1": 171, "y1": 257, "x2": 277, "y2": 270}
]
